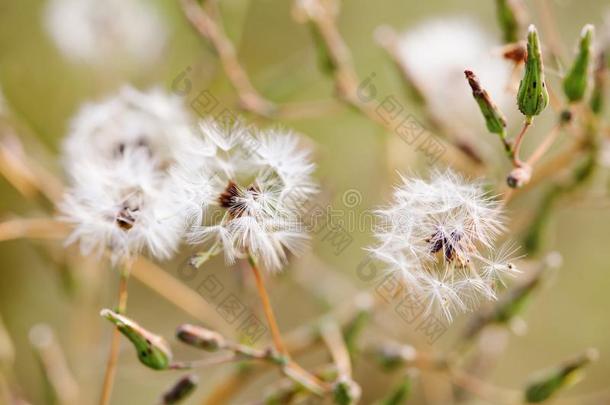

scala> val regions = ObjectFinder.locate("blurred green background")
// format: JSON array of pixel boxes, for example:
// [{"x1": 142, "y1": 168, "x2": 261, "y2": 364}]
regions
[{"x1": 0, "y1": 0, "x2": 609, "y2": 403}]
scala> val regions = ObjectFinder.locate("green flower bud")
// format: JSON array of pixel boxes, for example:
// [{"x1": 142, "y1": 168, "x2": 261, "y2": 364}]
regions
[
  {"x1": 160, "y1": 374, "x2": 198, "y2": 404},
  {"x1": 517, "y1": 25, "x2": 549, "y2": 118},
  {"x1": 563, "y1": 25, "x2": 594, "y2": 103},
  {"x1": 465, "y1": 70, "x2": 508, "y2": 137},
  {"x1": 176, "y1": 324, "x2": 226, "y2": 351},
  {"x1": 101, "y1": 309, "x2": 172, "y2": 370},
  {"x1": 525, "y1": 349, "x2": 598, "y2": 403},
  {"x1": 495, "y1": 0, "x2": 524, "y2": 43}
]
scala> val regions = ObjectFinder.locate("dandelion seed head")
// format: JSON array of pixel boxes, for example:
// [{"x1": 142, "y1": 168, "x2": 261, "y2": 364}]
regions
[
  {"x1": 61, "y1": 150, "x2": 191, "y2": 264},
  {"x1": 371, "y1": 170, "x2": 518, "y2": 321},
  {"x1": 179, "y1": 119, "x2": 317, "y2": 273},
  {"x1": 60, "y1": 88, "x2": 196, "y2": 263},
  {"x1": 63, "y1": 86, "x2": 194, "y2": 174}
]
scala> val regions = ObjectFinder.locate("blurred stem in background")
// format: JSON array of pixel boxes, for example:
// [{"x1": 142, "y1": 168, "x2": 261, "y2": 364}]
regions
[{"x1": 98, "y1": 263, "x2": 130, "y2": 405}]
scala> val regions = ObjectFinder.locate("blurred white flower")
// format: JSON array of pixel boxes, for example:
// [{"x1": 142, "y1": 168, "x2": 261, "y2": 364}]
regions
[
  {"x1": 44, "y1": 0, "x2": 167, "y2": 66},
  {"x1": 370, "y1": 170, "x2": 519, "y2": 321},
  {"x1": 61, "y1": 149, "x2": 191, "y2": 264},
  {"x1": 63, "y1": 86, "x2": 195, "y2": 174},
  {"x1": 61, "y1": 87, "x2": 196, "y2": 264},
  {"x1": 179, "y1": 119, "x2": 317, "y2": 273},
  {"x1": 396, "y1": 17, "x2": 513, "y2": 135}
]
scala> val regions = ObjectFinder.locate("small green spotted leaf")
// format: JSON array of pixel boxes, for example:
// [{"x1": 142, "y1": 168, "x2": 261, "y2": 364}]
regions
[{"x1": 101, "y1": 309, "x2": 172, "y2": 370}]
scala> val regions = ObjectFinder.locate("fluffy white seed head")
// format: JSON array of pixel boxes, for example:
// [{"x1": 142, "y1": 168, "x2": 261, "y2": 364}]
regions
[
  {"x1": 371, "y1": 170, "x2": 519, "y2": 321},
  {"x1": 61, "y1": 151, "x2": 189, "y2": 263},
  {"x1": 62, "y1": 86, "x2": 195, "y2": 175},
  {"x1": 396, "y1": 17, "x2": 513, "y2": 136},
  {"x1": 179, "y1": 119, "x2": 317, "y2": 273},
  {"x1": 60, "y1": 87, "x2": 196, "y2": 264},
  {"x1": 44, "y1": 0, "x2": 167, "y2": 66}
]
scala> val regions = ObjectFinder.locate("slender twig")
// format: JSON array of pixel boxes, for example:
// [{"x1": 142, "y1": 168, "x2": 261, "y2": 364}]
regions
[
  {"x1": 169, "y1": 353, "x2": 237, "y2": 370},
  {"x1": 503, "y1": 132, "x2": 587, "y2": 203},
  {"x1": 526, "y1": 122, "x2": 563, "y2": 166},
  {"x1": 0, "y1": 118, "x2": 64, "y2": 204},
  {"x1": 131, "y1": 257, "x2": 230, "y2": 333},
  {"x1": 297, "y1": 1, "x2": 485, "y2": 169},
  {"x1": 0, "y1": 217, "x2": 70, "y2": 242},
  {"x1": 0, "y1": 217, "x2": 231, "y2": 334},
  {"x1": 245, "y1": 254, "x2": 329, "y2": 395},
  {"x1": 511, "y1": 118, "x2": 533, "y2": 167},
  {"x1": 200, "y1": 293, "x2": 373, "y2": 404},
  {"x1": 246, "y1": 254, "x2": 287, "y2": 356},
  {"x1": 179, "y1": 0, "x2": 274, "y2": 115},
  {"x1": 98, "y1": 264, "x2": 130, "y2": 405},
  {"x1": 178, "y1": 0, "x2": 339, "y2": 120},
  {"x1": 28, "y1": 324, "x2": 79, "y2": 405},
  {"x1": 320, "y1": 320, "x2": 352, "y2": 378}
]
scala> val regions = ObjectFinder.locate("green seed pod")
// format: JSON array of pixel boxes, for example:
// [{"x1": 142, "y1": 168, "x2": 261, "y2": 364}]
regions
[
  {"x1": 517, "y1": 25, "x2": 549, "y2": 118},
  {"x1": 465, "y1": 70, "x2": 508, "y2": 137},
  {"x1": 101, "y1": 309, "x2": 172, "y2": 370},
  {"x1": 160, "y1": 374, "x2": 198, "y2": 404},
  {"x1": 495, "y1": 0, "x2": 524, "y2": 43},
  {"x1": 525, "y1": 349, "x2": 598, "y2": 403},
  {"x1": 563, "y1": 25, "x2": 594, "y2": 103}
]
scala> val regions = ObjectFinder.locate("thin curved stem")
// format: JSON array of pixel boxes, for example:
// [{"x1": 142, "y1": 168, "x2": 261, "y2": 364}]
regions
[
  {"x1": 246, "y1": 254, "x2": 287, "y2": 356},
  {"x1": 511, "y1": 118, "x2": 533, "y2": 167},
  {"x1": 246, "y1": 254, "x2": 328, "y2": 395},
  {"x1": 179, "y1": 0, "x2": 275, "y2": 116},
  {"x1": 169, "y1": 353, "x2": 237, "y2": 370},
  {"x1": 98, "y1": 265, "x2": 130, "y2": 405}
]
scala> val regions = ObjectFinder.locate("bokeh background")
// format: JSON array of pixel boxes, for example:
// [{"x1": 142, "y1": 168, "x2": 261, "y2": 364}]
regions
[{"x1": 0, "y1": 0, "x2": 609, "y2": 403}]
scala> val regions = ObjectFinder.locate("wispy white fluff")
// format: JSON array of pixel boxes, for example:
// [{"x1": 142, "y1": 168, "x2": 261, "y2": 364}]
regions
[
  {"x1": 43, "y1": 0, "x2": 167, "y2": 66},
  {"x1": 61, "y1": 150, "x2": 189, "y2": 263},
  {"x1": 178, "y1": 119, "x2": 317, "y2": 273},
  {"x1": 396, "y1": 17, "x2": 513, "y2": 134},
  {"x1": 370, "y1": 170, "x2": 519, "y2": 321},
  {"x1": 60, "y1": 87, "x2": 195, "y2": 264},
  {"x1": 63, "y1": 86, "x2": 195, "y2": 175}
]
